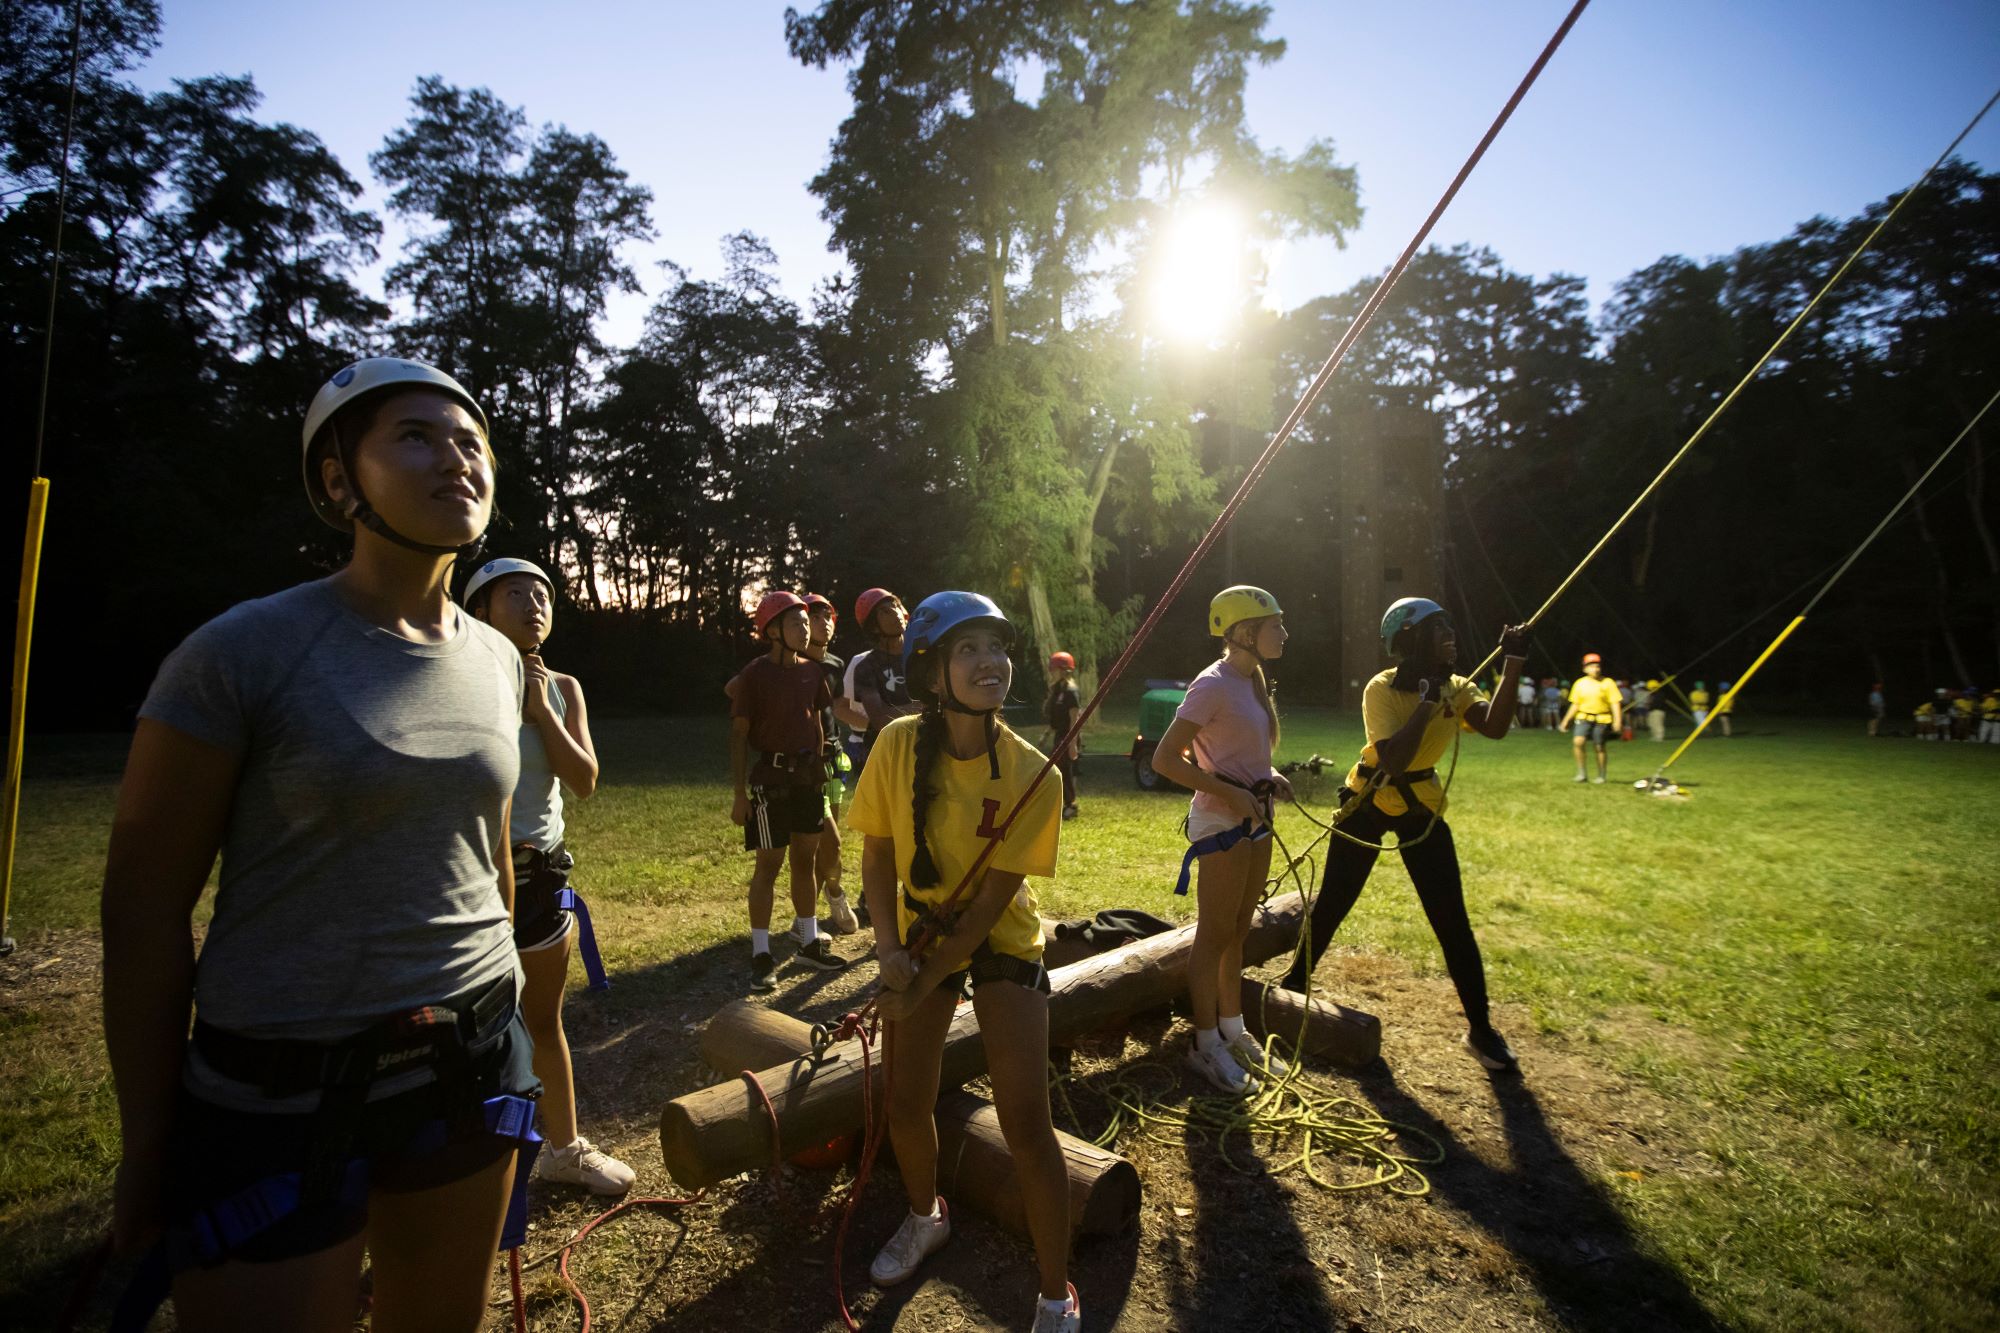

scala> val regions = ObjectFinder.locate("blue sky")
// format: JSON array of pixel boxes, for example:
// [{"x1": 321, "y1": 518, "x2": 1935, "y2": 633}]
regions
[{"x1": 137, "y1": 1, "x2": 2000, "y2": 345}]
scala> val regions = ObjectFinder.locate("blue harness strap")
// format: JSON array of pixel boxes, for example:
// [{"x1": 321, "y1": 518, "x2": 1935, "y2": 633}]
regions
[
  {"x1": 1173, "y1": 819, "x2": 1271, "y2": 895},
  {"x1": 110, "y1": 1095, "x2": 541, "y2": 1331},
  {"x1": 554, "y1": 887, "x2": 610, "y2": 991}
]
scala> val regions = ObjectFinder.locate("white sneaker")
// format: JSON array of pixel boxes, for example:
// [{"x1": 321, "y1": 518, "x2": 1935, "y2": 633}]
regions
[
  {"x1": 1185, "y1": 1043, "x2": 1258, "y2": 1097},
  {"x1": 1226, "y1": 1029, "x2": 1290, "y2": 1080},
  {"x1": 870, "y1": 1198, "x2": 951, "y2": 1286},
  {"x1": 1030, "y1": 1283, "x2": 1082, "y2": 1333},
  {"x1": 825, "y1": 889, "x2": 859, "y2": 936},
  {"x1": 537, "y1": 1136, "x2": 636, "y2": 1195}
]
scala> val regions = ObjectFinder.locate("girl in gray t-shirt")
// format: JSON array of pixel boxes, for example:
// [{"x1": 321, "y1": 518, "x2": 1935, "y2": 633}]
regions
[
  {"x1": 465, "y1": 555, "x2": 634, "y2": 1198},
  {"x1": 102, "y1": 358, "x2": 539, "y2": 1330}
]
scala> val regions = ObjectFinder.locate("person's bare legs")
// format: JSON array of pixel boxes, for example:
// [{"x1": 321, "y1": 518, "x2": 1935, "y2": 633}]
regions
[
  {"x1": 1188, "y1": 838, "x2": 1262, "y2": 1031},
  {"x1": 748, "y1": 847, "x2": 785, "y2": 931},
  {"x1": 367, "y1": 1151, "x2": 515, "y2": 1333},
  {"x1": 171, "y1": 1232, "x2": 366, "y2": 1333},
  {"x1": 975, "y1": 979, "x2": 1070, "y2": 1301},
  {"x1": 519, "y1": 931, "x2": 576, "y2": 1146},
  {"x1": 884, "y1": 985, "x2": 959, "y2": 1211},
  {"x1": 787, "y1": 832, "x2": 821, "y2": 922}
]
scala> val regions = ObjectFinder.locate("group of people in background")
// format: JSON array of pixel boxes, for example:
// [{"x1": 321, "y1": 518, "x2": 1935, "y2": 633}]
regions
[
  {"x1": 93, "y1": 356, "x2": 1550, "y2": 1332},
  {"x1": 1897, "y1": 683, "x2": 2000, "y2": 741},
  {"x1": 1509, "y1": 654, "x2": 1736, "y2": 786}
]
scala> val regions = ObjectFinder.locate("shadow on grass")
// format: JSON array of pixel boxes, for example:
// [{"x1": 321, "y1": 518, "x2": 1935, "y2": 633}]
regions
[
  {"x1": 1169, "y1": 1078, "x2": 1341, "y2": 1330},
  {"x1": 551, "y1": 930, "x2": 1144, "y2": 1331},
  {"x1": 1353, "y1": 1063, "x2": 1725, "y2": 1332}
]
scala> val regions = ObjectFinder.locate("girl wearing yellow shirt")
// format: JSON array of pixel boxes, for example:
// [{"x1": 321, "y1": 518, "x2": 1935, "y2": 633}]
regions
[
  {"x1": 848, "y1": 592, "x2": 1079, "y2": 1333},
  {"x1": 1282, "y1": 598, "x2": 1528, "y2": 1073}
]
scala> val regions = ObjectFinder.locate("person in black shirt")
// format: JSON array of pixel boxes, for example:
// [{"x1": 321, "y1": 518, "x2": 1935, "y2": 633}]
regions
[
  {"x1": 1043, "y1": 651, "x2": 1082, "y2": 820},
  {"x1": 803, "y1": 593, "x2": 859, "y2": 933},
  {"x1": 850, "y1": 587, "x2": 919, "y2": 767}
]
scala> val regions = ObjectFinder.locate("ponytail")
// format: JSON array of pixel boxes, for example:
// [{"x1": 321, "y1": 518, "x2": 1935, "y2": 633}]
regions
[
  {"x1": 908, "y1": 702, "x2": 947, "y2": 888},
  {"x1": 1250, "y1": 661, "x2": 1280, "y2": 749}
]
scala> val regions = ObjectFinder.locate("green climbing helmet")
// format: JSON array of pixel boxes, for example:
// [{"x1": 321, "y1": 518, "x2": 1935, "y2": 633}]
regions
[{"x1": 1379, "y1": 597, "x2": 1446, "y2": 657}]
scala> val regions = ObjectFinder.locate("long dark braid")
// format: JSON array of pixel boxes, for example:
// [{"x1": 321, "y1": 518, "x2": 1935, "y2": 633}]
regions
[{"x1": 908, "y1": 700, "x2": 948, "y2": 888}]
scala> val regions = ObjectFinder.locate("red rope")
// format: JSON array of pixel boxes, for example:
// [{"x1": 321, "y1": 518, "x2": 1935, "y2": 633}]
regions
[
  {"x1": 831, "y1": 1014, "x2": 886, "y2": 1331},
  {"x1": 824, "y1": 4, "x2": 1594, "y2": 1326},
  {"x1": 741, "y1": 1068, "x2": 787, "y2": 1178},
  {"x1": 549, "y1": 1191, "x2": 706, "y2": 1332},
  {"x1": 898, "y1": 0, "x2": 1596, "y2": 967}
]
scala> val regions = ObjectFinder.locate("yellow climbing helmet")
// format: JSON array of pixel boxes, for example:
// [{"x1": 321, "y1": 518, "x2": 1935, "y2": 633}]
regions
[{"x1": 1209, "y1": 585, "x2": 1281, "y2": 638}]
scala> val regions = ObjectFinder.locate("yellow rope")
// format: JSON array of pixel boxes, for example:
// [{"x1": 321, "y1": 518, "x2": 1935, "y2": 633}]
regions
[{"x1": 1462, "y1": 84, "x2": 2000, "y2": 686}]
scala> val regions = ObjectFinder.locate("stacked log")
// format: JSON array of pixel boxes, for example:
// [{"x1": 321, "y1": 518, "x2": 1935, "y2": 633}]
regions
[
  {"x1": 661, "y1": 891, "x2": 1314, "y2": 1189},
  {"x1": 1239, "y1": 978, "x2": 1381, "y2": 1067},
  {"x1": 697, "y1": 1002, "x2": 1139, "y2": 1242}
]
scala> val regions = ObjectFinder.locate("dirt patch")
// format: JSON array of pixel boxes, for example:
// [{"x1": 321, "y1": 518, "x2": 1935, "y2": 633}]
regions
[
  {"x1": 1, "y1": 926, "x2": 1726, "y2": 1330},
  {"x1": 0, "y1": 926, "x2": 105, "y2": 1021},
  {"x1": 497, "y1": 942, "x2": 1726, "y2": 1332}
]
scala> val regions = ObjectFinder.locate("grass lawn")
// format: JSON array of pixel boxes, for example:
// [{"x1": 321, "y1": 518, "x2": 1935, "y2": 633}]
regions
[{"x1": 2, "y1": 708, "x2": 1996, "y2": 1330}]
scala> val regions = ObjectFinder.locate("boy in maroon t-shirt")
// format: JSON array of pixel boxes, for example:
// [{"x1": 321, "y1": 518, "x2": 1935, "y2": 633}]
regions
[{"x1": 730, "y1": 592, "x2": 847, "y2": 988}]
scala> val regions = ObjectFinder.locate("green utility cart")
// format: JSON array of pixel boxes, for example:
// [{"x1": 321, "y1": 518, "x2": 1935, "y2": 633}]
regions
[{"x1": 1129, "y1": 679, "x2": 1188, "y2": 790}]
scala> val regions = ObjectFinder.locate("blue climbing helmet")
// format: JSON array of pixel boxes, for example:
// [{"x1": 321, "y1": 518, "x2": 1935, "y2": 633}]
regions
[
  {"x1": 902, "y1": 591, "x2": 1013, "y2": 706},
  {"x1": 1379, "y1": 597, "x2": 1446, "y2": 657}
]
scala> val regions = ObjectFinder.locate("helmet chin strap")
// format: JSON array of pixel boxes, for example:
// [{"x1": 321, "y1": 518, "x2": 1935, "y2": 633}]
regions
[
  {"x1": 350, "y1": 499, "x2": 488, "y2": 563},
  {"x1": 939, "y1": 674, "x2": 1002, "y2": 779},
  {"x1": 336, "y1": 437, "x2": 488, "y2": 564}
]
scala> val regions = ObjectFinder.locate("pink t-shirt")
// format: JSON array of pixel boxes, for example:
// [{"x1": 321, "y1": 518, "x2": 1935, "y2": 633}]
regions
[{"x1": 1174, "y1": 660, "x2": 1278, "y2": 822}]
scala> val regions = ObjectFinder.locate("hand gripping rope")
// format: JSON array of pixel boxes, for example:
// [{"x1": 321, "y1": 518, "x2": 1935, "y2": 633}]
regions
[{"x1": 818, "y1": 4, "x2": 1597, "y2": 1327}]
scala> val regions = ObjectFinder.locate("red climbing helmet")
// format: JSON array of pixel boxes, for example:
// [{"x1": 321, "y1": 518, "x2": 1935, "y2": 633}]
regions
[
  {"x1": 755, "y1": 590, "x2": 807, "y2": 635},
  {"x1": 854, "y1": 587, "x2": 895, "y2": 626}
]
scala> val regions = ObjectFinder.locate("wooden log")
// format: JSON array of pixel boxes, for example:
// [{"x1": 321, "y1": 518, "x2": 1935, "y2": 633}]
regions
[
  {"x1": 1239, "y1": 978, "x2": 1381, "y2": 1068},
  {"x1": 931, "y1": 1091, "x2": 1139, "y2": 1242},
  {"x1": 659, "y1": 891, "x2": 1312, "y2": 1189},
  {"x1": 699, "y1": 1000, "x2": 823, "y2": 1076},
  {"x1": 697, "y1": 1002, "x2": 1139, "y2": 1242}
]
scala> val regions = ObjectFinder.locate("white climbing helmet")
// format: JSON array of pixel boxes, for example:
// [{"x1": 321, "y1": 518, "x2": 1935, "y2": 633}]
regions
[{"x1": 300, "y1": 357, "x2": 488, "y2": 532}]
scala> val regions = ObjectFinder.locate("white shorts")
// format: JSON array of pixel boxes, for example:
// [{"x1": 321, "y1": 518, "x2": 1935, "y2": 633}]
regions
[{"x1": 1187, "y1": 804, "x2": 1251, "y2": 844}]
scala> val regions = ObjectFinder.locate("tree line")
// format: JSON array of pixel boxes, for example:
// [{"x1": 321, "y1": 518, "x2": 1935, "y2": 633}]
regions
[{"x1": 5, "y1": 0, "x2": 1995, "y2": 729}]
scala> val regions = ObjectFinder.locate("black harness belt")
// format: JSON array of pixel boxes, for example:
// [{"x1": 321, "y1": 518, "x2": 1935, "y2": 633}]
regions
[
  {"x1": 901, "y1": 888, "x2": 1049, "y2": 993},
  {"x1": 1354, "y1": 763, "x2": 1436, "y2": 816}
]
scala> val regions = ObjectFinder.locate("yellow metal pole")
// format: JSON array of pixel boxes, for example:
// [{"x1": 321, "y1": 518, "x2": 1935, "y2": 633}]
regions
[
  {"x1": 1, "y1": 477, "x2": 50, "y2": 956},
  {"x1": 1657, "y1": 615, "x2": 1805, "y2": 773}
]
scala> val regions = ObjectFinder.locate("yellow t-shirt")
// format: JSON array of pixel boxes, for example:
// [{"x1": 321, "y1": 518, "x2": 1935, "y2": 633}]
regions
[
  {"x1": 1344, "y1": 670, "x2": 1486, "y2": 817},
  {"x1": 1915, "y1": 702, "x2": 1935, "y2": 718},
  {"x1": 1952, "y1": 696, "x2": 1975, "y2": 717},
  {"x1": 1689, "y1": 689, "x2": 1712, "y2": 710},
  {"x1": 1982, "y1": 697, "x2": 1999, "y2": 721},
  {"x1": 847, "y1": 713, "x2": 1059, "y2": 967},
  {"x1": 1567, "y1": 676, "x2": 1621, "y2": 722}
]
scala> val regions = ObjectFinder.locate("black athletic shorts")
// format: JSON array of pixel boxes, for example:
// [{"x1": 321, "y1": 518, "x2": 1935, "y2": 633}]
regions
[
  {"x1": 745, "y1": 782, "x2": 824, "y2": 851},
  {"x1": 161, "y1": 1009, "x2": 540, "y2": 1264},
  {"x1": 512, "y1": 844, "x2": 575, "y2": 952}
]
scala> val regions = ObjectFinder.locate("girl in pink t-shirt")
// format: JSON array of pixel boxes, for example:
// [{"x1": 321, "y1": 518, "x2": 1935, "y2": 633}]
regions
[{"x1": 1150, "y1": 585, "x2": 1293, "y2": 1096}]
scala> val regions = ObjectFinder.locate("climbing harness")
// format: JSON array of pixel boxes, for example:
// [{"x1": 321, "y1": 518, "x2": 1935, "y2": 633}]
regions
[{"x1": 109, "y1": 973, "x2": 540, "y2": 1331}]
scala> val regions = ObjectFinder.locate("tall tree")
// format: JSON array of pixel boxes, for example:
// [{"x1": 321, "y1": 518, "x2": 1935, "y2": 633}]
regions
[{"x1": 789, "y1": 0, "x2": 1360, "y2": 682}]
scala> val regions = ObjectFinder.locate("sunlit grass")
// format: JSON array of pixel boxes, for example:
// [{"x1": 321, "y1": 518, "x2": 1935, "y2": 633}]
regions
[{"x1": 3, "y1": 710, "x2": 1996, "y2": 1328}]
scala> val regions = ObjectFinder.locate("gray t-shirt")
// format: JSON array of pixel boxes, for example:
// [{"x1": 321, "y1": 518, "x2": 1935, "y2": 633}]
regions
[{"x1": 138, "y1": 578, "x2": 524, "y2": 1109}]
